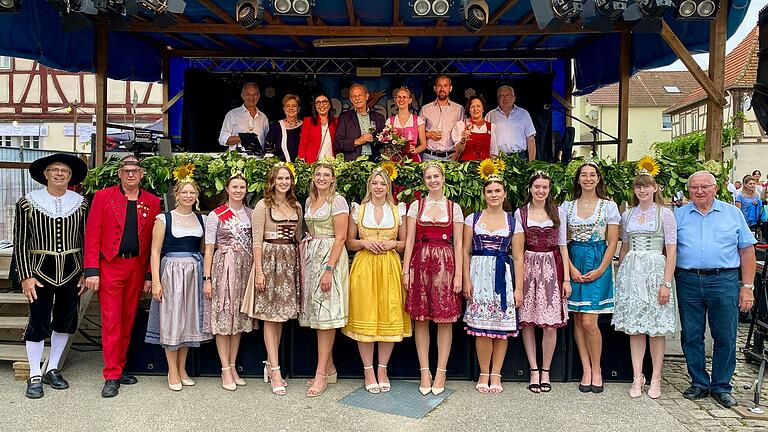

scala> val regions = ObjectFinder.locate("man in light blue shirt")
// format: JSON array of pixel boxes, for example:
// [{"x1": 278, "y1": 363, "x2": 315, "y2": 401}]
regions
[
  {"x1": 674, "y1": 171, "x2": 756, "y2": 408},
  {"x1": 485, "y1": 85, "x2": 536, "y2": 161}
]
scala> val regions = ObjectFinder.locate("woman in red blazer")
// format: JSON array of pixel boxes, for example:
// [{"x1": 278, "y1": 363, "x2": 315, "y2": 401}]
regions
[{"x1": 298, "y1": 92, "x2": 338, "y2": 164}]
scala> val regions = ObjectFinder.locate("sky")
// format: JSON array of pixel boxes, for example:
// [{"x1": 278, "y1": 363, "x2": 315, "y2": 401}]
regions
[{"x1": 653, "y1": 0, "x2": 766, "y2": 71}]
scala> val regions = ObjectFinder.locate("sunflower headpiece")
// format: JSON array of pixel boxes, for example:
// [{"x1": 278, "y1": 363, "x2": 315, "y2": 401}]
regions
[
  {"x1": 273, "y1": 161, "x2": 297, "y2": 183},
  {"x1": 378, "y1": 161, "x2": 398, "y2": 181},
  {"x1": 637, "y1": 155, "x2": 660, "y2": 177},
  {"x1": 173, "y1": 163, "x2": 196, "y2": 183},
  {"x1": 478, "y1": 158, "x2": 500, "y2": 180}
]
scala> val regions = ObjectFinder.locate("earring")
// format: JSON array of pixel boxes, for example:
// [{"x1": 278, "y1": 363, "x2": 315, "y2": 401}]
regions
[
  {"x1": 174, "y1": 199, "x2": 179, "y2": 208},
  {"x1": 195, "y1": 198, "x2": 200, "y2": 211}
]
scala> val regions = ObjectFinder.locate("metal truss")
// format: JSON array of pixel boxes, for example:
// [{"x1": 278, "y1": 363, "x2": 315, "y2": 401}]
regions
[{"x1": 186, "y1": 57, "x2": 556, "y2": 76}]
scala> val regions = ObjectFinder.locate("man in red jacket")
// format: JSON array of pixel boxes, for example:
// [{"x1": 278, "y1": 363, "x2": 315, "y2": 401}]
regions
[{"x1": 84, "y1": 155, "x2": 161, "y2": 398}]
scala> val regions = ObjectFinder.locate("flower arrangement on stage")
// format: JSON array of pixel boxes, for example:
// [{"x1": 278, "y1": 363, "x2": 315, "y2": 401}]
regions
[
  {"x1": 82, "y1": 150, "x2": 732, "y2": 212},
  {"x1": 373, "y1": 125, "x2": 409, "y2": 160}
]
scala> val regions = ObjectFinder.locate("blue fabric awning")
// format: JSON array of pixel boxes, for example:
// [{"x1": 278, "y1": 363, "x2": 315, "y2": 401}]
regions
[{"x1": 0, "y1": 0, "x2": 753, "y2": 93}]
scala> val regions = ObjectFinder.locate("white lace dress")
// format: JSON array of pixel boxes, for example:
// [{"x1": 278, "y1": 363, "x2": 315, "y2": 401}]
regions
[{"x1": 612, "y1": 205, "x2": 678, "y2": 336}]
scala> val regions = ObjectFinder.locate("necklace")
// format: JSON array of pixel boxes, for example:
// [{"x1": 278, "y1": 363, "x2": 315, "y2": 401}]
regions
[{"x1": 285, "y1": 119, "x2": 299, "y2": 128}]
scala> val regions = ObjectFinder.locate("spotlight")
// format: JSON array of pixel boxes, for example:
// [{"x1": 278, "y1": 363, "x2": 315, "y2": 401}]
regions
[
  {"x1": 636, "y1": 0, "x2": 672, "y2": 17},
  {"x1": 411, "y1": 0, "x2": 451, "y2": 18},
  {"x1": 594, "y1": 0, "x2": 627, "y2": 19},
  {"x1": 236, "y1": 0, "x2": 263, "y2": 29},
  {"x1": 93, "y1": 0, "x2": 124, "y2": 15},
  {"x1": 272, "y1": 0, "x2": 312, "y2": 16},
  {"x1": 47, "y1": 0, "x2": 95, "y2": 30},
  {"x1": 532, "y1": 0, "x2": 583, "y2": 30},
  {"x1": 136, "y1": 0, "x2": 186, "y2": 14},
  {"x1": 674, "y1": 0, "x2": 719, "y2": 20},
  {"x1": 459, "y1": 0, "x2": 488, "y2": 33},
  {"x1": 0, "y1": 0, "x2": 21, "y2": 13},
  {"x1": 581, "y1": 0, "x2": 624, "y2": 32}
]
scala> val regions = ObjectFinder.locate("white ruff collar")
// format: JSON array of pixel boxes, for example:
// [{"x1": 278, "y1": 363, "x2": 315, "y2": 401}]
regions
[{"x1": 26, "y1": 189, "x2": 84, "y2": 218}]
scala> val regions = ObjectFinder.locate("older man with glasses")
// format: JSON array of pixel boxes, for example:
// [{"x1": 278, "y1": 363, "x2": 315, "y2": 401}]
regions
[
  {"x1": 674, "y1": 170, "x2": 756, "y2": 408},
  {"x1": 84, "y1": 155, "x2": 161, "y2": 398}
]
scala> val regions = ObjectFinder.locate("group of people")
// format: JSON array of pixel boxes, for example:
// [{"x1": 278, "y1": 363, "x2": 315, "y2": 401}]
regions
[
  {"x1": 13, "y1": 148, "x2": 757, "y2": 410},
  {"x1": 218, "y1": 76, "x2": 537, "y2": 164},
  {"x1": 732, "y1": 169, "x2": 767, "y2": 241}
]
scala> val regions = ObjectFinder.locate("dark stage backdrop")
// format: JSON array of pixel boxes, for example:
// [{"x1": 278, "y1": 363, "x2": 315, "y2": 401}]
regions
[{"x1": 182, "y1": 69, "x2": 555, "y2": 161}]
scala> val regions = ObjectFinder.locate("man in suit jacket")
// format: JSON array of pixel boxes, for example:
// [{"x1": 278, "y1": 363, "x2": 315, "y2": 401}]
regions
[
  {"x1": 334, "y1": 83, "x2": 385, "y2": 161},
  {"x1": 84, "y1": 155, "x2": 161, "y2": 398}
]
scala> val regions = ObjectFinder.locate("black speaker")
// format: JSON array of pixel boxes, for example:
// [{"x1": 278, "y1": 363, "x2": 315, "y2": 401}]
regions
[
  {"x1": 753, "y1": 5, "x2": 768, "y2": 136},
  {"x1": 124, "y1": 304, "x2": 198, "y2": 376},
  {"x1": 567, "y1": 314, "x2": 653, "y2": 382},
  {"x1": 479, "y1": 327, "x2": 569, "y2": 382}
]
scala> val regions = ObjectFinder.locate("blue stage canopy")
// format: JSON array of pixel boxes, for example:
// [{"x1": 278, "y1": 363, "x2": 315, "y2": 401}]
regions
[{"x1": 0, "y1": 0, "x2": 753, "y2": 94}]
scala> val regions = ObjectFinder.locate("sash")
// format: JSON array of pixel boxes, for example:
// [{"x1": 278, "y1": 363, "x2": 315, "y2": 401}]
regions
[{"x1": 213, "y1": 204, "x2": 252, "y2": 257}]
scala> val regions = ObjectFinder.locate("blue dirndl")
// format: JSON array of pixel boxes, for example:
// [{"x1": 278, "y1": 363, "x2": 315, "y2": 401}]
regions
[{"x1": 567, "y1": 239, "x2": 614, "y2": 313}]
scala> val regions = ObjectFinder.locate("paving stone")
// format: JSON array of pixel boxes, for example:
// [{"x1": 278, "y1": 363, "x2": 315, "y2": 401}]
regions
[
  {"x1": 709, "y1": 409, "x2": 741, "y2": 418},
  {"x1": 718, "y1": 417, "x2": 743, "y2": 426},
  {"x1": 745, "y1": 419, "x2": 768, "y2": 428}
]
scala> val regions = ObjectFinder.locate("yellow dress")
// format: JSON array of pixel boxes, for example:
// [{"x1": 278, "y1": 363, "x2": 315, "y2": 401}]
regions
[{"x1": 342, "y1": 202, "x2": 412, "y2": 342}]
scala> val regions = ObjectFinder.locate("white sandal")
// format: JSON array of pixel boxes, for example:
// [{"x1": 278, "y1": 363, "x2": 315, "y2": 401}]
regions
[
  {"x1": 475, "y1": 373, "x2": 490, "y2": 393},
  {"x1": 363, "y1": 365, "x2": 380, "y2": 394},
  {"x1": 220, "y1": 367, "x2": 236, "y2": 392},
  {"x1": 432, "y1": 368, "x2": 447, "y2": 396},
  {"x1": 268, "y1": 366, "x2": 287, "y2": 396},
  {"x1": 377, "y1": 364, "x2": 391, "y2": 393}
]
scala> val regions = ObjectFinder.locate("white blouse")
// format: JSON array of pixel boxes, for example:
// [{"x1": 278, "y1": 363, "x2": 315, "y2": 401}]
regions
[
  {"x1": 305, "y1": 195, "x2": 349, "y2": 218},
  {"x1": 464, "y1": 212, "x2": 510, "y2": 236},
  {"x1": 157, "y1": 212, "x2": 205, "y2": 238},
  {"x1": 406, "y1": 196, "x2": 464, "y2": 223},
  {"x1": 351, "y1": 202, "x2": 407, "y2": 229}
]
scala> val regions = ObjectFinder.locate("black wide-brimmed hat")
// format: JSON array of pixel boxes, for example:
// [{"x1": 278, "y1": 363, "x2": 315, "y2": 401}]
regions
[{"x1": 29, "y1": 153, "x2": 88, "y2": 186}]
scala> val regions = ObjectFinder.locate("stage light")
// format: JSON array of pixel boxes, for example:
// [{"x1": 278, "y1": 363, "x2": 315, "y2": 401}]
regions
[
  {"x1": 674, "y1": 0, "x2": 719, "y2": 20},
  {"x1": 136, "y1": 0, "x2": 186, "y2": 14},
  {"x1": 460, "y1": 0, "x2": 488, "y2": 33},
  {"x1": 236, "y1": 0, "x2": 263, "y2": 29},
  {"x1": 532, "y1": 0, "x2": 583, "y2": 31},
  {"x1": 552, "y1": 0, "x2": 583, "y2": 18},
  {"x1": 594, "y1": 0, "x2": 627, "y2": 19},
  {"x1": 272, "y1": 0, "x2": 312, "y2": 16},
  {"x1": 92, "y1": 0, "x2": 124, "y2": 15},
  {"x1": 0, "y1": 0, "x2": 22, "y2": 13},
  {"x1": 411, "y1": 0, "x2": 451, "y2": 18},
  {"x1": 637, "y1": 0, "x2": 672, "y2": 17}
]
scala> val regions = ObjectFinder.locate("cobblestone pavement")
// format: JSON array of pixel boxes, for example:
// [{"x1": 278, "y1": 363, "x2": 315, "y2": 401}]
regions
[{"x1": 657, "y1": 324, "x2": 768, "y2": 431}]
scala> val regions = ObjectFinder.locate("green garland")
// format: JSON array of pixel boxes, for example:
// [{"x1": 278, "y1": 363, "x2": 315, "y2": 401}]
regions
[{"x1": 82, "y1": 151, "x2": 731, "y2": 212}]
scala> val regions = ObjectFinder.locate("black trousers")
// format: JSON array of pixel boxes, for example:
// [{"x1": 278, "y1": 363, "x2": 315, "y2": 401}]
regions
[{"x1": 23, "y1": 274, "x2": 81, "y2": 342}]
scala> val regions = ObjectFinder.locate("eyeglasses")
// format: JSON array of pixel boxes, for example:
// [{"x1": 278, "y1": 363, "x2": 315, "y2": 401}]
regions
[
  {"x1": 315, "y1": 100, "x2": 330, "y2": 106},
  {"x1": 45, "y1": 168, "x2": 71, "y2": 175},
  {"x1": 688, "y1": 185, "x2": 715, "y2": 191},
  {"x1": 119, "y1": 168, "x2": 142, "y2": 177}
]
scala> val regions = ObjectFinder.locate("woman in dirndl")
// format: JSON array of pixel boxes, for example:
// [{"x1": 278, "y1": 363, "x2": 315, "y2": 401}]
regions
[
  {"x1": 402, "y1": 161, "x2": 464, "y2": 396},
  {"x1": 203, "y1": 172, "x2": 255, "y2": 391},
  {"x1": 561, "y1": 162, "x2": 620, "y2": 394},
  {"x1": 242, "y1": 163, "x2": 303, "y2": 396},
  {"x1": 612, "y1": 171, "x2": 677, "y2": 399},
  {"x1": 146, "y1": 179, "x2": 211, "y2": 391}
]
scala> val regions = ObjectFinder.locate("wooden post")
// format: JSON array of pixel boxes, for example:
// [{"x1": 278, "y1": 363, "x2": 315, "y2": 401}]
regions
[
  {"x1": 95, "y1": 25, "x2": 108, "y2": 165},
  {"x1": 705, "y1": 0, "x2": 727, "y2": 161},
  {"x1": 618, "y1": 32, "x2": 631, "y2": 162},
  {"x1": 161, "y1": 49, "x2": 170, "y2": 137},
  {"x1": 564, "y1": 59, "x2": 572, "y2": 127}
]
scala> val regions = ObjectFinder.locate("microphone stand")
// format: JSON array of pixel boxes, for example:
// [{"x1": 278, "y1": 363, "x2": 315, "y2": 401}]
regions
[{"x1": 548, "y1": 104, "x2": 620, "y2": 157}]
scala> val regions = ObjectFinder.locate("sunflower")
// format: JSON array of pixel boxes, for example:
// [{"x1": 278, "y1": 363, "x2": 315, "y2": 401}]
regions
[
  {"x1": 637, "y1": 155, "x2": 660, "y2": 176},
  {"x1": 283, "y1": 162, "x2": 297, "y2": 181},
  {"x1": 173, "y1": 163, "x2": 195, "y2": 182},
  {"x1": 380, "y1": 161, "x2": 398, "y2": 181},
  {"x1": 493, "y1": 158, "x2": 506, "y2": 172},
  {"x1": 477, "y1": 158, "x2": 498, "y2": 180}
]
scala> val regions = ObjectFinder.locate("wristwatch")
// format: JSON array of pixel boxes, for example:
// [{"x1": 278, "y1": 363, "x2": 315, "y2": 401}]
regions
[
  {"x1": 203, "y1": 276, "x2": 211, "y2": 281},
  {"x1": 662, "y1": 281, "x2": 672, "y2": 288},
  {"x1": 741, "y1": 283, "x2": 755, "y2": 290}
]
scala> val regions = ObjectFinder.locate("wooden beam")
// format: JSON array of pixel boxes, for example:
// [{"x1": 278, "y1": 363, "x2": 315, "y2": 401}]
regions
[
  {"x1": 197, "y1": 0, "x2": 236, "y2": 23},
  {"x1": 95, "y1": 25, "x2": 107, "y2": 164},
  {"x1": 346, "y1": 0, "x2": 357, "y2": 25},
  {"x1": 564, "y1": 59, "x2": 573, "y2": 127},
  {"x1": 475, "y1": 0, "x2": 519, "y2": 50},
  {"x1": 435, "y1": 19, "x2": 447, "y2": 51},
  {"x1": 120, "y1": 22, "x2": 633, "y2": 36},
  {"x1": 161, "y1": 50, "x2": 170, "y2": 136},
  {"x1": 162, "y1": 89, "x2": 184, "y2": 113},
  {"x1": 659, "y1": 21, "x2": 726, "y2": 108},
  {"x1": 618, "y1": 32, "x2": 631, "y2": 162},
  {"x1": 262, "y1": 11, "x2": 308, "y2": 49},
  {"x1": 393, "y1": 0, "x2": 400, "y2": 26},
  {"x1": 705, "y1": 0, "x2": 727, "y2": 161}
]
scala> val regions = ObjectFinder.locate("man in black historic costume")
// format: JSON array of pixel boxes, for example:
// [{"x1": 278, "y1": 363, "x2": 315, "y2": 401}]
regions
[{"x1": 13, "y1": 153, "x2": 89, "y2": 399}]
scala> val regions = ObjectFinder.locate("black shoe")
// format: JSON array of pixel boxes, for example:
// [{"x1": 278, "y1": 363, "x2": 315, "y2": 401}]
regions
[
  {"x1": 590, "y1": 384, "x2": 604, "y2": 394},
  {"x1": 711, "y1": 392, "x2": 738, "y2": 408},
  {"x1": 683, "y1": 386, "x2": 709, "y2": 400},
  {"x1": 101, "y1": 379, "x2": 120, "y2": 398},
  {"x1": 42, "y1": 369, "x2": 69, "y2": 390},
  {"x1": 25, "y1": 376, "x2": 44, "y2": 399},
  {"x1": 578, "y1": 383, "x2": 592, "y2": 393},
  {"x1": 119, "y1": 374, "x2": 138, "y2": 385}
]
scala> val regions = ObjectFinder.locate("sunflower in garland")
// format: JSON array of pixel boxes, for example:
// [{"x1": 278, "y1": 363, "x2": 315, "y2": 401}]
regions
[
  {"x1": 478, "y1": 158, "x2": 499, "y2": 180},
  {"x1": 493, "y1": 158, "x2": 506, "y2": 172},
  {"x1": 173, "y1": 163, "x2": 196, "y2": 182},
  {"x1": 380, "y1": 160, "x2": 398, "y2": 181},
  {"x1": 637, "y1": 155, "x2": 660, "y2": 176}
]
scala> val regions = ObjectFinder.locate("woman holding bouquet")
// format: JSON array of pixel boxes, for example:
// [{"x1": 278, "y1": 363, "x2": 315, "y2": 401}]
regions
[
  {"x1": 386, "y1": 87, "x2": 426, "y2": 162},
  {"x1": 451, "y1": 95, "x2": 498, "y2": 161}
]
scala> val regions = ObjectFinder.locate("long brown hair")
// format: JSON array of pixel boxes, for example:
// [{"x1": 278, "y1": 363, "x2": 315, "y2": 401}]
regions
[
  {"x1": 309, "y1": 163, "x2": 337, "y2": 205},
  {"x1": 573, "y1": 163, "x2": 608, "y2": 200},
  {"x1": 264, "y1": 166, "x2": 299, "y2": 210},
  {"x1": 631, "y1": 174, "x2": 664, "y2": 207},
  {"x1": 361, "y1": 169, "x2": 395, "y2": 208},
  {"x1": 524, "y1": 172, "x2": 560, "y2": 227}
]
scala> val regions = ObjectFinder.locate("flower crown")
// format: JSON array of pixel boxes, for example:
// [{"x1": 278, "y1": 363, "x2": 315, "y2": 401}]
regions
[
  {"x1": 581, "y1": 153, "x2": 599, "y2": 168},
  {"x1": 274, "y1": 161, "x2": 297, "y2": 183},
  {"x1": 229, "y1": 169, "x2": 245, "y2": 179},
  {"x1": 485, "y1": 174, "x2": 504, "y2": 183},
  {"x1": 530, "y1": 169, "x2": 549, "y2": 179},
  {"x1": 423, "y1": 160, "x2": 444, "y2": 174}
]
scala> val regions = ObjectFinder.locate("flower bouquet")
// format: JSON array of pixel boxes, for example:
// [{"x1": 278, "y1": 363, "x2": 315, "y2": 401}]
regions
[{"x1": 374, "y1": 125, "x2": 410, "y2": 161}]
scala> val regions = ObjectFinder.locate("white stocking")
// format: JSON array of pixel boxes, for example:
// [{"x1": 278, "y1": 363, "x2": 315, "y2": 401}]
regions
[
  {"x1": 47, "y1": 331, "x2": 70, "y2": 372},
  {"x1": 26, "y1": 340, "x2": 44, "y2": 377}
]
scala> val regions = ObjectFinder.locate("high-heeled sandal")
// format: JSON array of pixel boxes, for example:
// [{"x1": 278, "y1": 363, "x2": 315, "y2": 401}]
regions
[
  {"x1": 220, "y1": 367, "x2": 236, "y2": 392},
  {"x1": 306, "y1": 374, "x2": 327, "y2": 398},
  {"x1": 305, "y1": 370, "x2": 337, "y2": 387},
  {"x1": 363, "y1": 365, "x2": 380, "y2": 394},
  {"x1": 431, "y1": 368, "x2": 447, "y2": 396},
  {"x1": 180, "y1": 377, "x2": 195, "y2": 386},
  {"x1": 263, "y1": 361, "x2": 287, "y2": 387},
  {"x1": 267, "y1": 366, "x2": 287, "y2": 396},
  {"x1": 528, "y1": 369, "x2": 541, "y2": 393},
  {"x1": 629, "y1": 375, "x2": 645, "y2": 398},
  {"x1": 475, "y1": 373, "x2": 490, "y2": 393},
  {"x1": 419, "y1": 367, "x2": 432, "y2": 396},
  {"x1": 540, "y1": 368, "x2": 552, "y2": 393},
  {"x1": 647, "y1": 378, "x2": 662, "y2": 399},
  {"x1": 230, "y1": 364, "x2": 246, "y2": 386},
  {"x1": 489, "y1": 373, "x2": 504, "y2": 394},
  {"x1": 377, "y1": 364, "x2": 391, "y2": 393}
]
